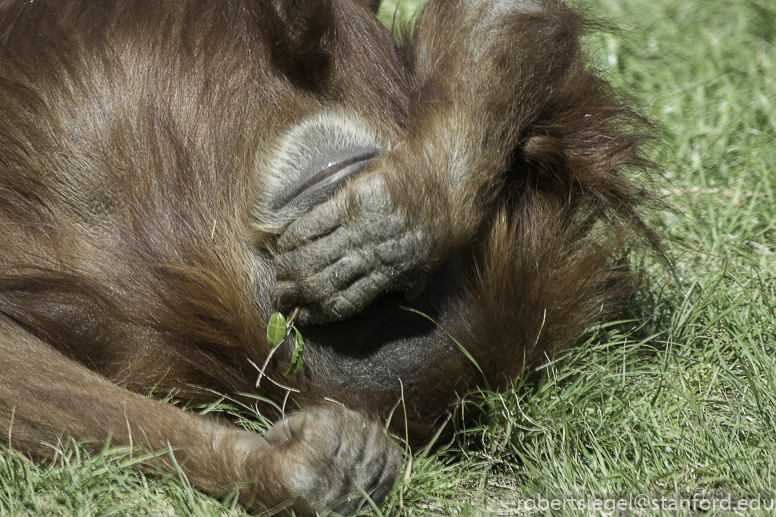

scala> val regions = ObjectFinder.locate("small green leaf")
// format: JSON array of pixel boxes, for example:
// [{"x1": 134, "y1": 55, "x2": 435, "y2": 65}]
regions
[
  {"x1": 284, "y1": 328, "x2": 305, "y2": 376},
  {"x1": 267, "y1": 312, "x2": 287, "y2": 349}
]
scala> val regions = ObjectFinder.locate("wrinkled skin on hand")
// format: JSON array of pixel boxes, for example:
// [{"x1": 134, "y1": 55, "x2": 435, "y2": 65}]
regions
[
  {"x1": 239, "y1": 407, "x2": 401, "y2": 516},
  {"x1": 274, "y1": 173, "x2": 435, "y2": 324}
]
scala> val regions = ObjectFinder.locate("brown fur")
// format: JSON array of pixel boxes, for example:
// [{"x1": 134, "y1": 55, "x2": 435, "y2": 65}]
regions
[{"x1": 0, "y1": 0, "x2": 656, "y2": 514}]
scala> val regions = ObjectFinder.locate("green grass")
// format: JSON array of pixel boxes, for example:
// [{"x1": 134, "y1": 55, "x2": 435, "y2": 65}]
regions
[{"x1": 3, "y1": 0, "x2": 775, "y2": 515}]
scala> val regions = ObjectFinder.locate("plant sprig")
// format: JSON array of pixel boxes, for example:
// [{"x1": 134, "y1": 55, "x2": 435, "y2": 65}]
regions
[{"x1": 266, "y1": 309, "x2": 305, "y2": 376}]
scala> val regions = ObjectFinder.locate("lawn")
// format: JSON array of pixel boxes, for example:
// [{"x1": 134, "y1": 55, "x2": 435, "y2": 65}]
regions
[{"x1": 2, "y1": 0, "x2": 775, "y2": 515}]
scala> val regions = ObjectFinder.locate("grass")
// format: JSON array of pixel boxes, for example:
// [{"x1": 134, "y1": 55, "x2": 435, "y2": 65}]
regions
[{"x1": 2, "y1": 0, "x2": 775, "y2": 515}]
